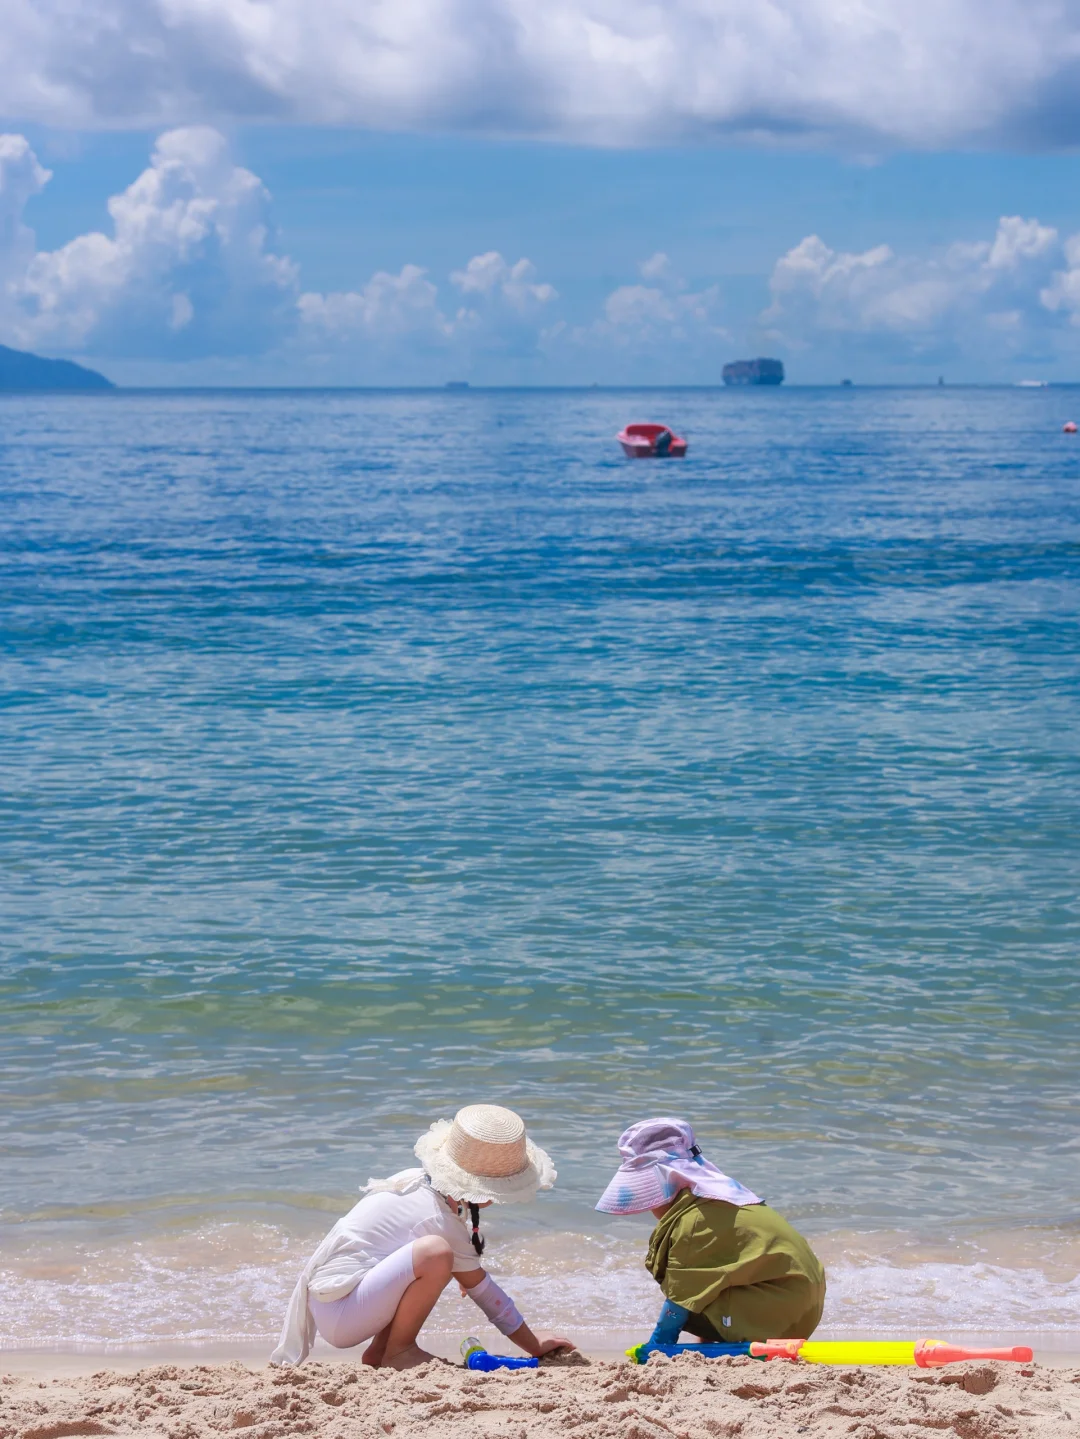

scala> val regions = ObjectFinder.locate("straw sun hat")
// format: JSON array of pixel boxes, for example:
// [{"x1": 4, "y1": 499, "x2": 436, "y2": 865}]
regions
[{"x1": 414, "y1": 1104, "x2": 556, "y2": 1203}]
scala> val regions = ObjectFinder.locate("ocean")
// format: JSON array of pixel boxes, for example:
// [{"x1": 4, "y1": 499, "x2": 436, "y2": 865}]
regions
[{"x1": 1, "y1": 385, "x2": 1078, "y2": 1354}]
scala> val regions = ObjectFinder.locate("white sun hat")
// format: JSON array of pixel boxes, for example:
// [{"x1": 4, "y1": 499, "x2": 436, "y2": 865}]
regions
[{"x1": 413, "y1": 1104, "x2": 556, "y2": 1203}]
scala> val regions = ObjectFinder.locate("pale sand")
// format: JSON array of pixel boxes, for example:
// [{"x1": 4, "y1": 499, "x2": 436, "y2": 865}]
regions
[{"x1": 2, "y1": 1354, "x2": 1078, "y2": 1439}]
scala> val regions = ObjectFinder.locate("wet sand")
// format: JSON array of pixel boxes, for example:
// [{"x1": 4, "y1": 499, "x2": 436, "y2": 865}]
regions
[{"x1": 2, "y1": 1353, "x2": 1078, "y2": 1439}]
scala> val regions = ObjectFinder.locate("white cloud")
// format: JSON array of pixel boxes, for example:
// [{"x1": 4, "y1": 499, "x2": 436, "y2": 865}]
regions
[
  {"x1": 602, "y1": 282, "x2": 720, "y2": 334},
  {"x1": 299, "y1": 265, "x2": 447, "y2": 342},
  {"x1": 762, "y1": 217, "x2": 1075, "y2": 361},
  {"x1": 2, "y1": 127, "x2": 298, "y2": 358},
  {"x1": 295, "y1": 252, "x2": 558, "y2": 372},
  {"x1": 585, "y1": 253, "x2": 725, "y2": 346},
  {"x1": 447, "y1": 251, "x2": 558, "y2": 362},
  {"x1": 0, "y1": 135, "x2": 51, "y2": 305},
  {"x1": 540, "y1": 251, "x2": 728, "y2": 382},
  {"x1": 6, "y1": 126, "x2": 1080, "y2": 381},
  {"x1": 983, "y1": 216, "x2": 1059, "y2": 271},
  {"x1": 0, "y1": 129, "x2": 563, "y2": 374},
  {"x1": 451, "y1": 252, "x2": 556, "y2": 315},
  {"x1": 2, "y1": 2, "x2": 1080, "y2": 151},
  {"x1": 639, "y1": 252, "x2": 672, "y2": 283},
  {"x1": 1041, "y1": 236, "x2": 1080, "y2": 325}
]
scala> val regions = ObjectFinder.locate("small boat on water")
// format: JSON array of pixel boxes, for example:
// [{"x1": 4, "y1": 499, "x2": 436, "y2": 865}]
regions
[{"x1": 617, "y1": 423, "x2": 688, "y2": 458}]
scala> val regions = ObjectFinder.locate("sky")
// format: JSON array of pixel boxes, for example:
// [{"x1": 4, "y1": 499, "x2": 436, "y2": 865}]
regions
[{"x1": 2, "y1": 0, "x2": 1080, "y2": 386}]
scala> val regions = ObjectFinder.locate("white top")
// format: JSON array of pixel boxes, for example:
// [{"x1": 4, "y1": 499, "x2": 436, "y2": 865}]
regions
[{"x1": 271, "y1": 1181, "x2": 482, "y2": 1365}]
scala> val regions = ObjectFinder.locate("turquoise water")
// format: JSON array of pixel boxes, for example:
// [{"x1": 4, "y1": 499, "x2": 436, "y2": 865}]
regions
[{"x1": 1, "y1": 387, "x2": 1078, "y2": 1348}]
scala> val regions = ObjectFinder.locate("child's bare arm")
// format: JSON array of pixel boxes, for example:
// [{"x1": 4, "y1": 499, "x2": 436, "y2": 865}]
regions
[{"x1": 458, "y1": 1268, "x2": 575, "y2": 1356}]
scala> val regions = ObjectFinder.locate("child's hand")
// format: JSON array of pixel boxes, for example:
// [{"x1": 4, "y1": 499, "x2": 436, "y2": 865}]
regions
[{"x1": 532, "y1": 1334, "x2": 576, "y2": 1357}]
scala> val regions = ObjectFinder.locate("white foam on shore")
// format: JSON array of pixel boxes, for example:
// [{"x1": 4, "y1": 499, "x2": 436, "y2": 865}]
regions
[
  {"x1": 2, "y1": 1223, "x2": 1079, "y2": 1350},
  {"x1": 819, "y1": 1260, "x2": 1080, "y2": 1336}
]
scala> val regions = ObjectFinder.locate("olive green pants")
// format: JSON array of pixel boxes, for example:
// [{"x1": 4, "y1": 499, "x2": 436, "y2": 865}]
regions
[{"x1": 682, "y1": 1276, "x2": 826, "y2": 1344}]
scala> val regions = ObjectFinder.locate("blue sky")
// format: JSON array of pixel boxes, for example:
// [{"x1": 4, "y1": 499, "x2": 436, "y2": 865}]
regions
[{"x1": 2, "y1": 1, "x2": 1080, "y2": 385}]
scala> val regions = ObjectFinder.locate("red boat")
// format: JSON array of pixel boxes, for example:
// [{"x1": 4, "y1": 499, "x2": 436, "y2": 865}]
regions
[{"x1": 617, "y1": 422, "x2": 688, "y2": 458}]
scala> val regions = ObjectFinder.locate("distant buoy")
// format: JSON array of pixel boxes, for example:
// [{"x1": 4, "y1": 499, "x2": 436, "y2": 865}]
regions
[{"x1": 1065, "y1": 421, "x2": 1078, "y2": 433}]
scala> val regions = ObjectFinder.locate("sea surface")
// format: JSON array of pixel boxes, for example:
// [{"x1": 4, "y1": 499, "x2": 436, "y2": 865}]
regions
[{"x1": 1, "y1": 385, "x2": 1078, "y2": 1352}]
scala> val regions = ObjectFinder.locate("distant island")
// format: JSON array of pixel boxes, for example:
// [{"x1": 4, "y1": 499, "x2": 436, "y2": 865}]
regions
[
  {"x1": 722, "y1": 357, "x2": 784, "y2": 386},
  {"x1": 0, "y1": 344, "x2": 114, "y2": 391}
]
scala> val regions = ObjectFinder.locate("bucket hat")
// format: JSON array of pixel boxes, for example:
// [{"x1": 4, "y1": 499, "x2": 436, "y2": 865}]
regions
[{"x1": 595, "y1": 1117, "x2": 760, "y2": 1215}]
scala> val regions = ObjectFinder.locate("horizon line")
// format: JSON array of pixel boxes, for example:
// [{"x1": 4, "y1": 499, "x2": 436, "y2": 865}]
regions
[{"x1": 3, "y1": 382, "x2": 1080, "y2": 395}]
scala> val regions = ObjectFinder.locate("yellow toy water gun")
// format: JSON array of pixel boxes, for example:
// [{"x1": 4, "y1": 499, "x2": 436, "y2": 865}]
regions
[{"x1": 748, "y1": 1339, "x2": 1033, "y2": 1367}]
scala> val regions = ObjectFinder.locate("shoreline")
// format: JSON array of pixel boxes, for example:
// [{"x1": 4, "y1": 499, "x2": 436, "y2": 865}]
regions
[{"x1": 4, "y1": 1329, "x2": 1080, "y2": 1377}]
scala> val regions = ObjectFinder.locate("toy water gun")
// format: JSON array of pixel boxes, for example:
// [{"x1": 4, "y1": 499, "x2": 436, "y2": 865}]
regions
[
  {"x1": 628, "y1": 1337, "x2": 1033, "y2": 1367},
  {"x1": 460, "y1": 1336, "x2": 539, "y2": 1371},
  {"x1": 627, "y1": 1341, "x2": 753, "y2": 1364},
  {"x1": 748, "y1": 1339, "x2": 1034, "y2": 1368},
  {"x1": 629, "y1": 1298, "x2": 1033, "y2": 1369},
  {"x1": 628, "y1": 1301, "x2": 759, "y2": 1364}
]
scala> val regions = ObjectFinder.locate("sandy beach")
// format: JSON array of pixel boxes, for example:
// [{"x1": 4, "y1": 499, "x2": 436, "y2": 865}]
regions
[{"x1": 2, "y1": 1353, "x2": 1078, "y2": 1439}]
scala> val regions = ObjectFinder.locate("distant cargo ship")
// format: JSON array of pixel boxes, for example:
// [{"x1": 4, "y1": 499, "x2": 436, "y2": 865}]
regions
[{"x1": 722, "y1": 358, "x2": 784, "y2": 386}]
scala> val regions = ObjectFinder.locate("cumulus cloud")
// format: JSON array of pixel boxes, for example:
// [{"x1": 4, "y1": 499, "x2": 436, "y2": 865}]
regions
[
  {"x1": 0, "y1": 136, "x2": 50, "y2": 290},
  {"x1": 451, "y1": 253, "x2": 556, "y2": 315},
  {"x1": 0, "y1": 128, "x2": 564, "y2": 373},
  {"x1": 1041, "y1": 236, "x2": 1080, "y2": 325},
  {"x1": 299, "y1": 266, "x2": 448, "y2": 344},
  {"x1": 1, "y1": 127, "x2": 298, "y2": 358},
  {"x1": 447, "y1": 252, "x2": 558, "y2": 360},
  {"x1": 295, "y1": 251, "x2": 558, "y2": 370},
  {"x1": 2, "y1": 1, "x2": 1080, "y2": 151},
  {"x1": 762, "y1": 216, "x2": 1077, "y2": 361},
  {"x1": 562, "y1": 252, "x2": 726, "y2": 365},
  {"x1": 7, "y1": 125, "x2": 1080, "y2": 380}
]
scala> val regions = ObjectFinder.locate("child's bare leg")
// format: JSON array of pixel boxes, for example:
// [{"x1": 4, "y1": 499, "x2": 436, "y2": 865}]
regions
[
  {"x1": 362, "y1": 1322, "x2": 391, "y2": 1367},
  {"x1": 381, "y1": 1235, "x2": 454, "y2": 1369}
]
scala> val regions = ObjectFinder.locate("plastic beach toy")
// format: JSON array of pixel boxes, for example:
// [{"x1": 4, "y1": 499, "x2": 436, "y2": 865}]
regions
[
  {"x1": 748, "y1": 1339, "x2": 1034, "y2": 1367},
  {"x1": 627, "y1": 1300, "x2": 760, "y2": 1363},
  {"x1": 625, "y1": 1332, "x2": 1034, "y2": 1367},
  {"x1": 629, "y1": 1299, "x2": 1034, "y2": 1368},
  {"x1": 628, "y1": 1300, "x2": 761, "y2": 1363},
  {"x1": 461, "y1": 1337, "x2": 539, "y2": 1371},
  {"x1": 627, "y1": 1341, "x2": 753, "y2": 1364}
]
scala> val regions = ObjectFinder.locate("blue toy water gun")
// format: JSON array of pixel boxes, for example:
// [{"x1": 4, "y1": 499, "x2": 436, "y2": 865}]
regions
[
  {"x1": 626, "y1": 1298, "x2": 756, "y2": 1364},
  {"x1": 627, "y1": 1341, "x2": 753, "y2": 1363},
  {"x1": 460, "y1": 1336, "x2": 539, "y2": 1371}
]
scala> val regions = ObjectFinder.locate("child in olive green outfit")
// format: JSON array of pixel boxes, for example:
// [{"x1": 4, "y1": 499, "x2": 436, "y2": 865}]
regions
[{"x1": 596, "y1": 1117, "x2": 825, "y2": 1344}]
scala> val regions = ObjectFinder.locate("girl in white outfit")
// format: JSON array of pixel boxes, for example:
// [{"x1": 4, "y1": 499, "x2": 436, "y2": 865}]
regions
[{"x1": 272, "y1": 1104, "x2": 574, "y2": 1370}]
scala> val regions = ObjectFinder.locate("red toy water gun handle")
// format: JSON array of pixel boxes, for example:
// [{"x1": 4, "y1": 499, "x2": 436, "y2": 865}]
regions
[
  {"x1": 749, "y1": 1339, "x2": 805, "y2": 1361},
  {"x1": 914, "y1": 1340, "x2": 1033, "y2": 1367}
]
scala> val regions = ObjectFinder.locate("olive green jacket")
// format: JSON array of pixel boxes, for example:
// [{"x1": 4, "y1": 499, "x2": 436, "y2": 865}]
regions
[{"x1": 645, "y1": 1190, "x2": 826, "y2": 1343}]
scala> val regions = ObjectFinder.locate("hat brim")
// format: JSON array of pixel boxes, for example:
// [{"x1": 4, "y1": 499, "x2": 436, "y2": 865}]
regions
[
  {"x1": 414, "y1": 1119, "x2": 556, "y2": 1204},
  {"x1": 595, "y1": 1163, "x2": 673, "y2": 1214}
]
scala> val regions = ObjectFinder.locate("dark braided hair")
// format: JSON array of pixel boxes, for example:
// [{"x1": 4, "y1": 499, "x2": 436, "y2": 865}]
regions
[{"x1": 468, "y1": 1202, "x2": 486, "y2": 1256}]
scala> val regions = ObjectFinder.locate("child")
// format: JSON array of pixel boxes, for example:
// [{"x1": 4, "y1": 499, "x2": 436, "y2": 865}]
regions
[
  {"x1": 596, "y1": 1117, "x2": 825, "y2": 1345},
  {"x1": 273, "y1": 1104, "x2": 575, "y2": 1369}
]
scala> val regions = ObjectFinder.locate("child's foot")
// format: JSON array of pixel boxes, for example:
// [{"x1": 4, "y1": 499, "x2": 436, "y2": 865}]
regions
[
  {"x1": 383, "y1": 1343, "x2": 441, "y2": 1371},
  {"x1": 362, "y1": 1333, "x2": 388, "y2": 1368}
]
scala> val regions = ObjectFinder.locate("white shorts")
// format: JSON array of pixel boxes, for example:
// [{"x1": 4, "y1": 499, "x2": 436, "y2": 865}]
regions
[{"x1": 308, "y1": 1242, "x2": 417, "y2": 1349}]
